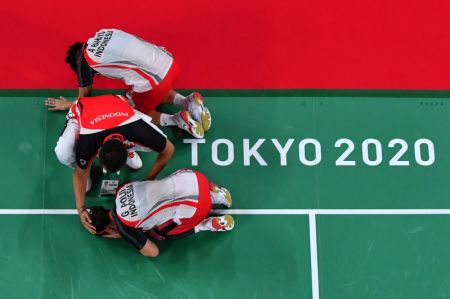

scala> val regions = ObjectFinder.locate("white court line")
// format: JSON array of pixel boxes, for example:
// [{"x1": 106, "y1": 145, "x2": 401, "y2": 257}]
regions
[
  {"x1": 2, "y1": 208, "x2": 450, "y2": 299},
  {"x1": 2, "y1": 208, "x2": 450, "y2": 215},
  {"x1": 0, "y1": 209, "x2": 78, "y2": 215},
  {"x1": 309, "y1": 214, "x2": 320, "y2": 299},
  {"x1": 213, "y1": 209, "x2": 450, "y2": 215}
]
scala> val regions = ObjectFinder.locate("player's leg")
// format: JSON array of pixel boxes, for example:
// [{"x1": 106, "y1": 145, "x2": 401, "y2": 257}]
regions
[
  {"x1": 153, "y1": 86, "x2": 208, "y2": 139},
  {"x1": 54, "y1": 119, "x2": 91, "y2": 191},
  {"x1": 149, "y1": 171, "x2": 234, "y2": 239},
  {"x1": 130, "y1": 59, "x2": 209, "y2": 138},
  {"x1": 169, "y1": 171, "x2": 235, "y2": 236},
  {"x1": 194, "y1": 215, "x2": 235, "y2": 232},
  {"x1": 209, "y1": 182, "x2": 232, "y2": 207},
  {"x1": 54, "y1": 119, "x2": 79, "y2": 168},
  {"x1": 142, "y1": 103, "x2": 204, "y2": 139},
  {"x1": 131, "y1": 59, "x2": 180, "y2": 114},
  {"x1": 131, "y1": 89, "x2": 204, "y2": 139},
  {"x1": 165, "y1": 171, "x2": 213, "y2": 236},
  {"x1": 169, "y1": 90, "x2": 212, "y2": 132},
  {"x1": 195, "y1": 181, "x2": 234, "y2": 232},
  {"x1": 148, "y1": 108, "x2": 203, "y2": 139},
  {"x1": 154, "y1": 214, "x2": 235, "y2": 239}
]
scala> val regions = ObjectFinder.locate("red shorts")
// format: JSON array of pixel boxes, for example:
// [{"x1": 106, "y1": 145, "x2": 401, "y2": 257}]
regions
[
  {"x1": 161, "y1": 171, "x2": 212, "y2": 236},
  {"x1": 131, "y1": 59, "x2": 180, "y2": 114}
]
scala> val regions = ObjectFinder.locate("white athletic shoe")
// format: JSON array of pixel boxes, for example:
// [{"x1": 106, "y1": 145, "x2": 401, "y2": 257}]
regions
[
  {"x1": 186, "y1": 92, "x2": 211, "y2": 131},
  {"x1": 126, "y1": 151, "x2": 142, "y2": 170},
  {"x1": 174, "y1": 110, "x2": 204, "y2": 139},
  {"x1": 210, "y1": 182, "x2": 232, "y2": 208},
  {"x1": 210, "y1": 215, "x2": 235, "y2": 231}
]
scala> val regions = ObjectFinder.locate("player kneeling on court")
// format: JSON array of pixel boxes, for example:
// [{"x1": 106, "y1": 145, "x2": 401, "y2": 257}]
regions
[
  {"x1": 55, "y1": 94, "x2": 174, "y2": 234},
  {"x1": 46, "y1": 28, "x2": 210, "y2": 139},
  {"x1": 88, "y1": 169, "x2": 234, "y2": 257}
]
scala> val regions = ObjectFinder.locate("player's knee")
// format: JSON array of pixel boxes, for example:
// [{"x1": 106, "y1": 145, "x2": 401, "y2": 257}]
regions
[{"x1": 54, "y1": 143, "x2": 75, "y2": 167}]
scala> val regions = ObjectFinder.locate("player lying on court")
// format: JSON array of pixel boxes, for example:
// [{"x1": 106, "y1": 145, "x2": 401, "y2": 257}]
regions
[
  {"x1": 45, "y1": 28, "x2": 210, "y2": 139},
  {"x1": 55, "y1": 94, "x2": 174, "y2": 234},
  {"x1": 87, "y1": 169, "x2": 234, "y2": 257}
]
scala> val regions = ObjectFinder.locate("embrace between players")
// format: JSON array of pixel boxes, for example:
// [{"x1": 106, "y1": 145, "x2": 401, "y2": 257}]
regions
[{"x1": 46, "y1": 28, "x2": 234, "y2": 257}]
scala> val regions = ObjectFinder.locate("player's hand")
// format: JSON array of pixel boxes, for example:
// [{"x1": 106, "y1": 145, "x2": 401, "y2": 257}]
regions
[
  {"x1": 45, "y1": 96, "x2": 72, "y2": 111},
  {"x1": 102, "y1": 231, "x2": 121, "y2": 239},
  {"x1": 79, "y1": 210, "x2": 96, "y2": 234}
]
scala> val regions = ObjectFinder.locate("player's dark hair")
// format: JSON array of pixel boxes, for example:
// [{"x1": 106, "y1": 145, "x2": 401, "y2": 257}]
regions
[
  {"x1": 65, "y1": 42, "x2": 83, "y2": 72},
  {"x1": 88, "y1": 206, "x2": 110, "y2": 235},
  {"x1": 99, "y1": 139, "x2": 128, "y2": 173}
]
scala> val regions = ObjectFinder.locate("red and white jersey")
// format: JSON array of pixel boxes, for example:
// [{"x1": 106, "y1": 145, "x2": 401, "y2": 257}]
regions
[
  {"x1": 115, "y1": 170, "x2": 200, "y2": 231},
  {"x1": 84, "y1": 29, "x2": 174, "y2": 92},
  {"x1": 68, "y1": 94, "x2": 167, "y2": 170},
  {"x1": 68, "y1": 94, "x2": 140, "y2": 135}
]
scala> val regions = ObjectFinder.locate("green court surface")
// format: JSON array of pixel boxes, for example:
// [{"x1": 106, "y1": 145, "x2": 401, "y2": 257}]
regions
[{"x1": 1, "y1": 91, "x2": 450, "y2": 298}]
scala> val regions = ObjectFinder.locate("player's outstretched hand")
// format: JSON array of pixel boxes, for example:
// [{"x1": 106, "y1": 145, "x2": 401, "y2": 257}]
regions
[
  {"x1": 45, "y1": 96, "x2": 72, "y2": 111},
  {"x1": 79, "y1": 210, "x2": 96, "y2": 234}
]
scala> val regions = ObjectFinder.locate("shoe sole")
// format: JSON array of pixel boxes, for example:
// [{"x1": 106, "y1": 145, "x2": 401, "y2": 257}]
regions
[
  {"x1": 222, "y1": 215, "x2": 235, "y2": 230},
  {"x1": 193, "y1": 93, "x2": 211, "y2": 132},
  {"x1": 180, "y1": 111, "x2": 204, "y2": 138},
  {"x1": 201, "y1": 107, "x2": 211, "y2": 132},
  {"x1": 210, "y1": 184, "x2": 232, "y2": 208},
  {"x1": 219, "y1": 187, "x2": 232, "y2": 208}
]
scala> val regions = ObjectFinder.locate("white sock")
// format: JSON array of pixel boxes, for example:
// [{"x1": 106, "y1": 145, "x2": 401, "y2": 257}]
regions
[
  {"x1": 173, "y1": 93, "x2": 188, "y2": 109},
  {"x1": 159, "y1": 113, "x2": 176, "y2": 126},
  {"x1": 194, "y1": 218, "x2": 214, "y2": 233}
]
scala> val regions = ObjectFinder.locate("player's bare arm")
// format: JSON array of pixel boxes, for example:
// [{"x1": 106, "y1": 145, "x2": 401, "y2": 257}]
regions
[
  {"x1": 73, "y1": 165, "x2": 96, "y2": 234},
  {"x1": 145, "y1": 140, "x2": 174, "y2": 180},
  {"x1": 78, "y1": 85, "x2": 92, "y2": 98}
]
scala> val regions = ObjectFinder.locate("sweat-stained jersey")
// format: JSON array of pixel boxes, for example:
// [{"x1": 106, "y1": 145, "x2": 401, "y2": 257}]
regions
[{"x1": 83, "y1": 29, "x2": 173, "y2": 92}]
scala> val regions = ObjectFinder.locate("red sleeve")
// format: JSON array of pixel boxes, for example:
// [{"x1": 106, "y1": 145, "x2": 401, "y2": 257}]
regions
[{"x1": 67, "y1": 101, "x2": 80, "y2": 122}]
